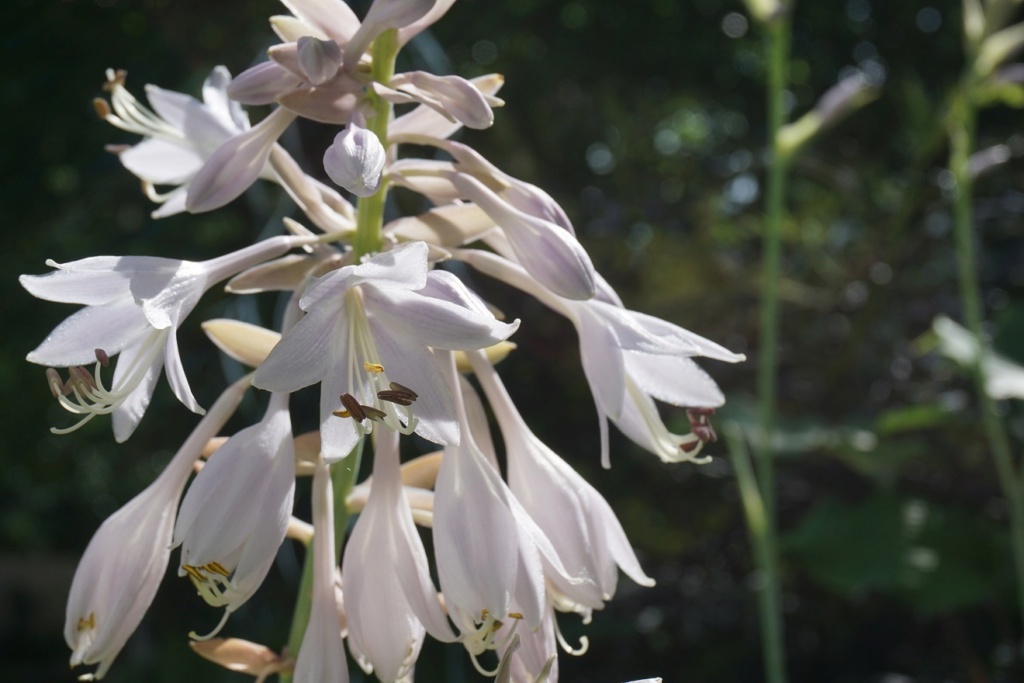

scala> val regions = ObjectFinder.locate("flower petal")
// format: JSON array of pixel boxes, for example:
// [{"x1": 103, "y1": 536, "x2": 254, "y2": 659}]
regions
[
  {"x1": 119, "y1": 138, "x2": 205, "y2": 185},
  {"x1": 26, "y1": 300, "x2": 150, "y2": 367}
]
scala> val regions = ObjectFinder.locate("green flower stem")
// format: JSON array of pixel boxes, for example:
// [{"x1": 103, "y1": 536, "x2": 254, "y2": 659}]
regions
[
  {"x1": 725, "y1": 423, "x2": 786, "y2": 683},
  {"x1": 352, "y1": 29, "x2": 399, "y2": 260},
  {"x1": 754, "y1": 13, "x2": 790, "y2": 683},
  {"x1": 949, "y1": 74, "x2": 1024, "y2": 630},
  {"x1": 280, "y1": 440, "x2": 364, "y2": 681}
]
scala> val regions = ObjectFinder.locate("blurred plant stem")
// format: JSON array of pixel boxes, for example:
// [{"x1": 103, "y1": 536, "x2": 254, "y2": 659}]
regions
[
  {"x1": 277, "y1": 399, "x2": 365, "y2": 680},
  {"x1": 753, "y1": 11, "x2": 791, "y2": 683},
  {"x1": 948, "y1": 65, "x2": 1024, "y2": 631}
]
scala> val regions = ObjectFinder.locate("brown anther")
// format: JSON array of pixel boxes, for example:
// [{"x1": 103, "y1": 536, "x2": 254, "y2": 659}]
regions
[
  {"x1": 376, "y1": 390, "x2": 416, "y2": 406},
  {"x1": 692, "y1": 424, "x2": 718, "y2": 443},
  {"x1": 46, "y1": 368, "x2": 68, "y2": 397},
  {"x1": 680, "y1": 440, "x2": 701, "y2": 453},
  {"x1": 94, "y1": 348, "x2": 110, "y2": 367},
  {"x1": 390, "y1": 381, "x2": 418, "y2": 399},
  {"x1": 205, "y1": 562, "x2": 231, "y2": 577},
  {"x1": 361, "y1": 406, "x2": 387, "y2": 422},
  {"x1": 68, "y1": 365, "x2": 98, "y2": 391},
  {"x1": 687, "y1": 407, "x2": 718, "y2": 442},
  {"x1": 338, "y1": 393, "x2": 367, "y2": 421},
  {"x1": 687, "y1": 407, "x2": 716, "y2": 418},
  {"x1": 103, "y1": 69, "x2": 127, "y2": 91},
  {"x1": 92, "y1": 97, "x2": 112, "y2": 120}
]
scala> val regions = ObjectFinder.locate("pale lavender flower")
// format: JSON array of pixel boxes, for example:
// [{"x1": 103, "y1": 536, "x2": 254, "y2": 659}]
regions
[
  {"x1": 172, "y1": 391, "x2": 296, "y2": 639},
  {"x1": 96, "y1": 67, "x2": 252, "y2": 218},
  {"x1": 253, "y1": 241, "x2": 519, "y2": 462},
  {"x1": 293, "y1": 461, "x2": 350, "y2": 683},
  {"x1": 342, "y1": 429, "x2": 455, "y2": 681},
  {"x1": 21, "y1": 235, "x2": 314, "y2": 441},
  {"x1": 65, "y1": 376, "x2": 250, "y2": 681}
]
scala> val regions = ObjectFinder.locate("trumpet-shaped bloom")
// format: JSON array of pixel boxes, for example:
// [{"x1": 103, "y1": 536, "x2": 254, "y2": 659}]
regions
[
  {"x1": 469, "y1": 350, "x2": 654, "y2": 616},
  {"x1": 342, "y1": 429, "x2": 455, "y2": 682},
  {"x1": 432, "y1": 353, "x2": 583, "y2": 673},
  {"x1": 456, "y1": 247, "x2": 743, "y2": 466},
  {"x1": 21, "y1": 236, "x2": 312, "y2": 442},
  {"x1": 97, "y1": 67, "x2": 252, "y2": 218},
  {"x1": 172, "y1": 391, "x2": 296, "y2": 636},
  {"x1": 65, "y1": 376, "x2": 250, "y2": 681},
  {"x1": 253, "y1": 241, "x2": 519, "y2": 462},
  {"x1": 293, "y1": 461, "x2": 350, "y2": 683}
]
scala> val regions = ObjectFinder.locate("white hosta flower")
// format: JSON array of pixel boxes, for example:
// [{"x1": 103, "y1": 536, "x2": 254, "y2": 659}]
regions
[
  {"x1": 495, "y1": 606, "x2": 557, "y2": 683},
  {"x1": 66, "y1": 376, "x2": 250, "y2": 681},
  {"x1": 457, "y1": 247, "x2": 743, "y2": 466},
  {"x1": 96, "y1": 67, "x2": 252, "y2": 218},
  {"x1": 293, "y1": 461, "x2": 350, "y2": 683},
  {"x1": 342, "y1": 429, "x2": 455, "y2": 681},
  {"x1": 21, "y1": 235, "x2": 312, "y2": 442},
  {"x1": 433, "y1": 354, "x2": 583, "y2": 674},
  {"x1": 186, "y1": 106, "x2": 297, "y2": 213},
  {"x1": 253, "y1": 241, "x2": 519, "y2": 462},
  {"x1": 469, "y1": 350, "x2": 654, "y2": 617},
  {"x1": 172, "y1": 391, "x2": 296, "y2": 638},
  {"x1": 390, "y1": 74, "x2": 505, "y2": 141},
  {"x1": 323, "y1": 122, "x2": 387, "y2": 197}
]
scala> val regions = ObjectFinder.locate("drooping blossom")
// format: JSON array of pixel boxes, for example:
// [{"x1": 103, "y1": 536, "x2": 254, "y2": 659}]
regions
[
  {"x1": 65, "y1": 375, "x2": 251, "y2": 681},
  {"x1": 457, "y1": 246, "x2": 743, "y2": 467},
  {"x1": 21, "y1": 235, "x2": 315, "y2": 441},
  {"x1": 293, "y1": 460, "x2": 350, "y2": 683},
  {"x1": 342, "y1": 428, "x2": 455, "y2": 681},
  {"x1": 172, "y1": 390, "x2": 296, "y2": 639},
  {"x1": 253, "y1": 241, "x2": 519, "y2": 462}
]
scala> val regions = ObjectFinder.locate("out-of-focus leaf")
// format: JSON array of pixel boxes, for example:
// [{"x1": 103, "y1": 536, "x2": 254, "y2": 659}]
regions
[
  {"x1": 875, "y1": 404, "x2": 953, "y2": 435},
  {"x1": 782, "y1": 492, "x2": 1010, "y2": 613},
  {"x1": 720, "y1": 397, "x2": 877, "y2": 458}
]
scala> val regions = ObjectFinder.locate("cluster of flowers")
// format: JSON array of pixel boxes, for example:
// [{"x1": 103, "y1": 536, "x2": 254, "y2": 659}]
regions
[{"x1": 23, "y1": 0, "x2": 742, "y2": 681}]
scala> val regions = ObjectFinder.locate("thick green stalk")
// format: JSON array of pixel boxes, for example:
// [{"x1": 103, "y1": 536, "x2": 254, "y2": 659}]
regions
[
  {"x1": 725, "y1": 423, "x2": 786, "y2": 683},
  {"x1": 352, "y1": 29, "x2": 399, "y2": 260},
  {"x1": 949, "y1": 75, "x2": 1024, "y2": 630},
  {"x1": 754, "y1": 13, "x2": 790, "y2": 683}
]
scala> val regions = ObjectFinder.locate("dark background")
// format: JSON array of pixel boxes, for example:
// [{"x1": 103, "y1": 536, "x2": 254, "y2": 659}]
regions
[{"x1": 4, "y1": 0, "x2": 1024, "y2": 681}]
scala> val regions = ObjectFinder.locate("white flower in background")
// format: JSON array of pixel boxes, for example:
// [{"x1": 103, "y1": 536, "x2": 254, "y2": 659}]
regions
[
  {"x1": 172, "y1": 391, "x2": 296, "y2": 639},
  {"x1": 21, "y1": 235, "x2": 313, "y2": 441},
  {"x1": 96, "y1": 67, "x2": 253, "y2": 218},
  {"x1": 469, "y1": 350, "x2": 655, "y2": 616},
  {"x1": 342, "y1": 429, "x2": 456, "y2": 681},
  {"x1": 65, "y1": 376, "x2": 250, "y2": 681},
  {"x1": 253, "y1": 241, "x2": 519, "y2": 462},
  {"x1": 933, "y1": 315, "x2": 1024, "y2": 399},
  {"x1": 293, "y1": 461, "x2": 350, "y2": 683},
  {"x1": 323, "y1": 121, "x2": 387, "y2": 197},
  {"x1": 457, "y1": 246, "x2": 744, "y2": 466}
]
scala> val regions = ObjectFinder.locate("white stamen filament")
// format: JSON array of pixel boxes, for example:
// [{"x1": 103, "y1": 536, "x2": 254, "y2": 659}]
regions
[
  {"x1": 625, "y1": 377, "x2": 709, "y2": 464},
  {"x1": 554, "y1": 617, "x2": 589, "y2": 656},
  {"x1": 342, "y1": 289, "x2": 419, "y2": 436},
  {"x1": 100, "y1": 69, "x2": 183, "y2": 142},
  {"x1": 50, "y1": 329, "x2": 169, "y2": 435}
]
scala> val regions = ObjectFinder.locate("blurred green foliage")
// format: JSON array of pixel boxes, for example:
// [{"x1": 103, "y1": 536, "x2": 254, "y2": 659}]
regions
[{"x1": 4, "y1": 0, "x2": 1024, "y2": 681}]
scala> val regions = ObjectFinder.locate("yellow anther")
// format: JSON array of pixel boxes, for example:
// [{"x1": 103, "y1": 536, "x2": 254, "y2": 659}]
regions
[
  {"x1": 332, "y1": 409, "x2": 352, "y2": 418},
  {"x1": 183, "y1": 565, "x2": 206, "y2": 582},
  {"x1": 508, "y1": 612, "x2": 524, "y2": 620},
  {"x1": 77, "y1": 613, "x2": 96, "y2": 632},
  {"x1": 364, "y1": 362, "x2": 384, "y2": 373},
  {"x1": 205, "y1": 562, "x2": 231, "y2": 577}
]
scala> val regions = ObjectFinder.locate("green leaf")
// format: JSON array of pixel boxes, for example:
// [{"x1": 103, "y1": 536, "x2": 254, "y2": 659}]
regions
[{"x1": 782, "y1": 492, "x2": 1010, "y2": 613}]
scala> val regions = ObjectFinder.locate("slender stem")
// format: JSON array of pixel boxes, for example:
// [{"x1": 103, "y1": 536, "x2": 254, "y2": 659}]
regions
[
  {"x1": 949, "y1": 72, "x2": 1024, "y2": 630},
  {"x1": 753, "y1": 13, "x2": 790, "y2": 683},
  {"x1": 279, "y1": 441, "x2": 364, "y2": 682},
  {"x1": 724, "y1": 423, "x2": 786, "y2": 683},
  {"x1": 352, "y1": 29, "x2": 399, "y2": 259}
]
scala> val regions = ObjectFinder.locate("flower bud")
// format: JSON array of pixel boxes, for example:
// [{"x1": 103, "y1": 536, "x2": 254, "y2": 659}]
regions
[{"x1": 323, "y1": 123, "x2": 386, "y2": 197}]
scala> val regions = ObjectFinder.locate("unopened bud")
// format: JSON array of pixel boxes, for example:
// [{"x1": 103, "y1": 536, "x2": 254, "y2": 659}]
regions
[
  {"x1": 323, "y1": 122, "x2": 386, "y2": 197},
  {"x1": 188, "y1": 637, "x2": 282, "y2": 676},
  {"x1": 296, "y1": 36, "x2": 342, "y2": 86}
]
